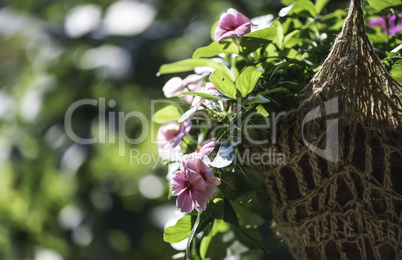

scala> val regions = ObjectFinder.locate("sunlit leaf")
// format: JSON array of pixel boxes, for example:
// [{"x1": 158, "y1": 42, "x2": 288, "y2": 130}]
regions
[
  {"x1": 152, "y1": 105, "x2": 182, "y2": 124},
  {"x1": 235, "y1": 67, "x2": 263, "y2": 97},
  {"x1": 210, "y1": 70, "x2": 237, "y2": 99},
  {"x1": 193, "y1": 41, "x2": 239, "y2": 58},
  {"x1": 272, "y1": 20, "x2": 284, "y2": 49},
  {"x1": 315, "y1": 0, "x2": 330, "y2": 13},
  {"x1": 390, "y1": 64, "x2": 402, "y2": 83},
  {"x1": 283, "y1": 30, "x2": 300, "y2": 47},
  {"x1": 200, "y1": 219, "x2": 229, "y2": 259},
  {"x1": 159, "y1": 58, "x2": 234, "y2": 81},
  {"x1": 163, "y1": 215, "x2": 192, "y2": 243},
  {"x1": 287, "y1": 0, "x2": 318, "y2": 17},
  {"x1": 256, "y1": 105, "x2": 270, "y2": 117},
  {"x1": 366, "y1": 0, "x2": 401, "y2": 10},
  {"x1": 243, "y1": 26, "x2": 277, "y2": 41},
  {"x1": 179, "y1": 91, "x2": 223, "y2": 100}
]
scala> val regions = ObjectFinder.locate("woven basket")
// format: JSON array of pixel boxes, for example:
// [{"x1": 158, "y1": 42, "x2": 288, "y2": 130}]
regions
[{"x1": 246, "y1": 0, "x2": 402, "y2": 259}]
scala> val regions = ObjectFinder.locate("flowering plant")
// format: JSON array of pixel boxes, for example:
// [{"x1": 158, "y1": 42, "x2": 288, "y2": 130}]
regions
[{"x1": 153, "y1": 0, "x2": 402, "y2": 258}]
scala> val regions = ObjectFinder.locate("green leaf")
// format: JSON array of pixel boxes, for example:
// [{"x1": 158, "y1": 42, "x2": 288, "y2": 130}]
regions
[
  {"x1": 152, "y1": 105, "x2": 181, "y2": 124},
  {"x1": 235, "y1": 227, "x2": 267, "y2": 254},
  {"x1": 390, "y1": 64, "x2": 402, "y2": 83},
  {"x1": 366, "y1": 0, "x2": 401, "y2": 10},
  {"x1": 288, "y1": 0, "x2": 318, "y2": 17},
  {"x1": 193, "y1": 41, "x2": 239, "y2": 59},
  {"x1": 179, "y1": 91, "x2": 223, "y2": 101},
  {"x1": 235, "y1": 67, "x2": 263, "y2": 97},
  {"x1": 269, "y1": 62, "x2": 289, "y2": 80},
  {"x1": 200, "y1": 219, "x2": 230, "y2": 259},
  {"x1": 219, "y1": 171, "x2": 254, "y2": 200},
  {"x1": 247, "y1": 94, "x2": 271, "y2": 104},
  {"x1": 163, "y1": 215, "x2": 192, "y2": 243},
  {"x1": 284, "y1": 37, "x2": 302, "y2": 48},
  {"x1": 315, "y1": 0, "x2": 330, "y2": 13},
  {"x1": 204, "y1": 198, "x2": 224, "y2": 219},
  {"x1": 256, "y1": 105, "x2": 269, "y2": 117},
  {"x1": 230, "y1": 200, "x2": 265, "y2": 227},
  {"x1": 283, "y1": 30, "x2": 300, "y2": 47},
  {"x1": 210, "y1": 70, "x2": 237, "y2": 99},
  {"x1": 223, "y1": 198, "x2": 239, "y2": 227},
  {"x1": 240, "y1": 27, "x2": 278, "y2": 56},
  {"x1": 281, "y1": 0, "x2": 295, "y2": 5},
  {"x1": 243, "y1": 26, "x2": 277, "y2": 41},
  {"x1": 158, "y1": 58, "x2": 234, "y2": 81},
  {"x1": 272, "y1": 20, "x2": 284, "y2": 49},
  {"x1": 258, "y1": 87, "x2": 291, "y2": 96}
]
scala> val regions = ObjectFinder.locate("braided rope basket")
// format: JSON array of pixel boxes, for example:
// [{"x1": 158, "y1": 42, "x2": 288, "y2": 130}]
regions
[{"x1": 246, "y1": 0, "x2": 402, "y2": 259}]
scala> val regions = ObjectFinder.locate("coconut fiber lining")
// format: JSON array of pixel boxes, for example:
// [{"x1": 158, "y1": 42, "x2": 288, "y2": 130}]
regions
[{"x1": 247, "y1": 0, "x2": 402, "y2": 259}]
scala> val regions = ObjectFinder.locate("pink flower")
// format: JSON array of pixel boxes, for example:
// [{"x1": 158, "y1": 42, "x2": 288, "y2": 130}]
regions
[
  {"x1": 162, "y1": 73, "x2": 209, "y2": 103},
  {"x1": 157, "y1": 121, "x2": 192, "y2": 159},
  {"x1": 214, "y1": 8, "x2": 252, "y2": 41},
  {"x1": 171, "y1": 153, "x2": 221, "y2": 213},
  {"x1": 197, "y1": 138, "x2": 215, "y2": 155},
  {"x1": 388, "y1": 15, "x2": 402, "y2": 36},
  {"x1": 369, "y1": 16, "x2": 386, "y2": 29},
  {"x1": 369, "y1": 14, "x2": 402, "y2": 36},
  {"x1": 162, "y1": 77, "x2": 184, "y2": 98}
]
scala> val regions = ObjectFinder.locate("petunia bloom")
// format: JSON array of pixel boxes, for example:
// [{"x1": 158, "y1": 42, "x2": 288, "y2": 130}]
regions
[
  {"x1": 369, "y1": 14, "x2": 402, "y2": 36},
  {"x1": 214, "y1": 8, "x2": 253, "y2": 41},
  {"x1": 157, "y1": 121, "x2": 192, "y2": 160},
  {"x1": 171, "y1": 153, "x2": 220, "y2": 213}
]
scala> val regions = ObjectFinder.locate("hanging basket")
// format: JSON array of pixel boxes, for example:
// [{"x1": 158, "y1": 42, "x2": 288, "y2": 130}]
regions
[{"x1": 246, "y1": 0, "x2": 402, "y2": 259}]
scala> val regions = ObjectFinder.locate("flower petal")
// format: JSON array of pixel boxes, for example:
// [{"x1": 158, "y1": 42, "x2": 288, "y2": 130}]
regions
[
  {"x1": 216, "y1": 31, "x2": 239, "y2": 41},
  {"x1": 197, "y1": 138, "x2": 215, "y2": 155},
  {"x1": 233, "y1": 23, "x2": 252, "y2": 37},
  {"x1": 156, "y1": 122, "x2": 180, "y2": 147},
  {"x1": 205, "y1": 183, "x2": 217, "y2": 200},
  {"x1": 182, "y1": 73, "x2": 209, "y2": 86},
  {"x1": 191, "y1": 189, "x2": 208, "y2": 212},
  {"x1": 178, "y1": 97, "x2": 204, "y2": 122},
  {"x1": 218, "y1": 12, "x2": 236, "y2": 30},
  {"x1": 186, "y1": 169, "x2": 207, "y2": 190},
  {"x1": 204, "y1": 82, "x2": 218, "y2": 91},
  {"x1": 172, "y1": 121, "x2": 192, "y2": 148},
  {"x1": 177, "y1": 190, "x2": 194, "y2": 213},
  {"x1": 162, "y1": 77, "x2": 184, "y2": 98},
  {"x1": 214, "y1": 8, "x2": 252, "y2": 41},
  {"x1": 185, "y1": 155, "x2": 200, "y2": 173},
  {"x1": 171, "y1": 171, "x2": 187, "y2": 196}
]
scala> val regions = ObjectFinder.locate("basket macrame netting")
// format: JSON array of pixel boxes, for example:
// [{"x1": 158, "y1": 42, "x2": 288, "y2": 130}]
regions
[{"x1": 246, "y1": 0, "x2": 402, "y2": 259}]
